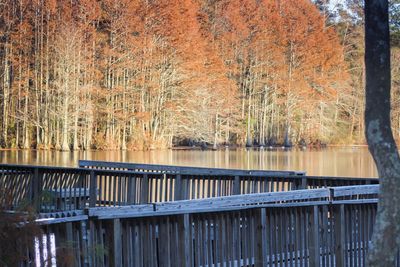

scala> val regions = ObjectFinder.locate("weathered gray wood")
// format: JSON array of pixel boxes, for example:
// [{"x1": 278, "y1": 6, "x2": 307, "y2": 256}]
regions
[
  {"x1": 309, "y1": 206, "x2": 320, "y2": 267},
  {"x1": 80, "y1": 220, "x2": 90, "y2": 267},
  {"x1": 233, "y1": 175, "x2": 241, "y2": 195},
  {"x1": 36, "y1": 215, "x2": 88, "y2": 225},
  {"x1": 89, "y1": 189, "x2": 330, "y2": 219},
  {"x1": 156, "y1": 188, "x2": 330, "y2": 212},
  {"x1": 1, "y1": 162, "x2": 382, "y2": 215},
  {"x1": 78, "y1": 160, "x2": 306, "y2": 177},
  {"x1": 174, "y1": 174, "x2": 182, "y2": 200},
  {"x1": 158, "y1": 217, "x2": 171, "y2": 267},
  {"x1": 28, "y1": 200, "x2": 381, "y2": 267},
  {"x1": 89, "y1": 170, "x2": 97, "y2": 207},
  {"x1": 178, "y1": 214, "x2": 191, "y2": 267},
  {"x1": 113, "y1": 219, "x2": 122, "y2": 267},
  {"x1": 255, "y1": 208, "x2": 267, "y2": 267},
  {"x1": 88, "y1": 196, "x2": 379, "y2": 220},
  {"x1": 4, "y1": 162, "x2": 386, "y2": 267},
  {"x1": 141, "y1": 174, "x2": 149, "y2": 204},
  {"x1": 332, "y1": 184, "x2": 379, "y2": 197},
  {"x1": 66, "y1": 222, "x2": 73, "y2": 243},
  {"x1": 33, "y1": 167, "x2": 40, "y2": 211}
]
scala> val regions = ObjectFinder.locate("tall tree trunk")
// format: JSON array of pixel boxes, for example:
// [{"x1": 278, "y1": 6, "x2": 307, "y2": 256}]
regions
[
  {"x1": 22, "y1": 62, "x2": 30, "y2": 149},
  {"x1": 365, "y1": 1, "x2": 400, "y2": 265},
  {"x1": 61, "y1": 67, "x2": 70, "y2": 151},
  {"x1": 2, "y1": 43, "x2": 10, "y2": 147}
]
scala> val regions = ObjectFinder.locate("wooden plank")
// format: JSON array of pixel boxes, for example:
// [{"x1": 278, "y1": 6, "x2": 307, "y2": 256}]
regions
[
  {"x1": 33, "y1": 167, "x2": 40, "y2": 211},
  {"x1": 66, "y1": 222, "x2": 74, "y2": 244},
  {"x1": 134, "y1": 224, "x2": 141, "y2": 267},
  {"x1": 36, "y1": 215, "x2": 88, "y2": 225},
  {"x1": 332, "y1": 185, "x2": 379, "y2": 198},
  {"x1": 233, "y1": 175, "x2": 241, "y2": 195},
  {"x1": 90, "y1": 201, "x2": 338, "y2": 220},
  {"x1": 174, "y1": 174, "x2": 182, "y2": 200},
  {"x1": 178, "y1": 214, "x2": 191, "y2": 267},
  {"x1": 156, "y1": 188, "x2": 330, "y2": 212},
  {"x1": 141, "y1": 174, "x2": 149, "y2": 204},
  {"x1": 89, "y1": 171, "x2": 97, "y2": 207},
  {"x1": 78, "y1": 160, "x2": 305, "y2": 177},
  {"x1": 113, "y1": 219, "x2": 122, "y2": 267},
  {"x1": 255, "y1": 208, "x2": 267, "y2": 267},
  {"x1": 159, "y1": 217, "x2": 171, "y2": 267},
  {"x1": 80, "y1": 220, "x2": 90, "y2": 266},
  {"x1": 309, "y1": 206, "x2": 320, "y2": 267}
]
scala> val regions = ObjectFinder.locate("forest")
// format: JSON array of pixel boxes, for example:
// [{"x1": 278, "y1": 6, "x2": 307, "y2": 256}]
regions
[{"x1": 0, "y1": 0, "x2": 399, "y2": 150}]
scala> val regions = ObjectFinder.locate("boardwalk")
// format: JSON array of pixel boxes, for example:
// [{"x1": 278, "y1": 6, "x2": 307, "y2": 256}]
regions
[{"x1": 0, "y1": 161, "x2": 387, "y2": 267}]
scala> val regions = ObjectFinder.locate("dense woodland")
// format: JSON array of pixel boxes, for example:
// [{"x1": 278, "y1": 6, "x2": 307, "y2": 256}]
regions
[{"x1": 0, "y1": 0, "x2": 399, "y2": 150}]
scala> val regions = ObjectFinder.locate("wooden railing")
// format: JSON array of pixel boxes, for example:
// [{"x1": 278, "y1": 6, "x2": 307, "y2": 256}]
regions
[
  {"x1": 28, "y1": 185, "x2": 387, "y2": 267},
  {"x1": 78, "y1": 160, "x2": 306, "y2": 176},
  {"x1": 1, "y1": 161, "x2": 387, "y2": 266},
  {"x1": 0, "y1": 162, "x2": 379, "y2": 213}
]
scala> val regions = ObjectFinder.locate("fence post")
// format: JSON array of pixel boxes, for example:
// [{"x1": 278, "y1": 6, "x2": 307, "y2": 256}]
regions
[
  {"x1": 255, "y1": 208, "x2": 267, "y2": 267},
  {"x1": 87, "y1": 220, "x2": 95, "y2": 267},
  {"x1": 141, "y1": 174, "x2": 149, "y2": 204},
  {"x1": 89, "y1": 170, "x2": 97, "y2": 207},
  {"x1": 80, "y1": 220, "x2": 90, "y2": 267},
  {"x1": 113, "y1": 219, "x2": 122, "y2": 267},
  {"x1": 174, "y1": 174, "x2": 182, "y2": 200},
  {"x1": 309, "y1": 205, "x2": 320, "y2": 267},
  {"x1": 301, "y1": 177, "x2": 307, "y2": 189},
  {"x1": 233, "y1": 175, "x2": 241, "y2": 195},
  {"x1": 33, "y1": 167, "x2": 41, "y2": 211},
  {"x1": 334, "y1": 204, "x2": 345, "y2": 267},
  {"x1": 158, "y1": 217, "x2": 172, "y2": 267},
  {"x1": 178, "y1": 213, "x2": 191, "y2": 267}
]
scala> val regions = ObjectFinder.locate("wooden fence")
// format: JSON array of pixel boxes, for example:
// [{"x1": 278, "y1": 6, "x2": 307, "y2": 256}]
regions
[
  {"x1": 24, "y1": 185, "x2": 386, "y2": 267},
  {"x1": 0, "y1": 162, "x2": 378, "y2": 213},
  {"x1": 0, "y1": 161, "x2": 392, "y2": 266}
]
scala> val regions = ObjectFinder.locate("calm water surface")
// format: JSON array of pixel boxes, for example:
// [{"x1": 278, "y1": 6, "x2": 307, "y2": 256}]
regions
[{"x1": 0, "y1": 147, "x2": 377, "y2": 177}]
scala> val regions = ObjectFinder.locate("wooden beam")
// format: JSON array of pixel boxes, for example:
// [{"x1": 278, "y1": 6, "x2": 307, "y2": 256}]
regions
[
  {"x1": 332, "y1": 184, "x2": 379, "y2": 198},
  {"x1": 89, "y1": 170, "x2": 97, "y2": 207},
  {"x1": 113, "y1": 219, "x2": 122, "y2": 267},
  {"x1": 78, "y1": 160, "x2": 306, "y2": 177},
  {"x1": 255, "y1": 208, "x2": 267, "y2": 267},
  {"x1": 309, "y1": 206, "x2": 320, "y2": 267},
  {"x1": 334, "y1": 204, "x2": 345, "y2": 267}
]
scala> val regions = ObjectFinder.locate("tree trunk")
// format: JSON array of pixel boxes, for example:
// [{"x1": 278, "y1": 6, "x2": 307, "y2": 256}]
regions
[
  {"x1": 61, "y1": 68, "x2": 70, "y2": 151},
  {"x1": 365, "y1": 1, "x2": 400, "y2": 266}
]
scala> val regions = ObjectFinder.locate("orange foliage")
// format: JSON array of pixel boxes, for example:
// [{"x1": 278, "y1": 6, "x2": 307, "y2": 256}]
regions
[{"x1": 0, "y1": 0, "x2": 349, "y2": 149}]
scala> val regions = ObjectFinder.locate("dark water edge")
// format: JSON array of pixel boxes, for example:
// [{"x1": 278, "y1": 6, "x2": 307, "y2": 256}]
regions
[{"x1": 0, "y1": 147, "x2": 377, "y2": 178}]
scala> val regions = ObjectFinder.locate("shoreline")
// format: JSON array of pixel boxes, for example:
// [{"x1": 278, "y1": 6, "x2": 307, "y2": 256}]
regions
[{"x1": 0, "y1": 144, "x2": 370, "y2": 152}]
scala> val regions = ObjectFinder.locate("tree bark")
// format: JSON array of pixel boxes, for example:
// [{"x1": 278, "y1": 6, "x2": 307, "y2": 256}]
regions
[{"x1": 365, "y1": 1, "x2": 400, "y2": 266}]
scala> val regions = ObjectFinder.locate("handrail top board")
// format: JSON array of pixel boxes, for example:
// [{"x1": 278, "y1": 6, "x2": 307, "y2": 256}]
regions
[
  {"x1": 0, "y1": 162, "x2": 379, "y2": 181},
  {"x1": 78, "y1": 160, "x2": 306, "y2": 176},
  {"x1": 0, "y1": 163, "x2": 301, "y2": 178},
  {"x1": 34, "y1": 197, "x2": 379, "y2": 223},
  {"x1": 89, "y1": 199, "x2": 380, "y2": 220},
  {"x1": 0, "y1": 163, "x2": 179, "y2": 177},
  {"x1": 89, "y1": 184, "x2": 379, "y2": 219},
  {"x1": 78, "y1": 160, "x2": 380, "y2": 181}
]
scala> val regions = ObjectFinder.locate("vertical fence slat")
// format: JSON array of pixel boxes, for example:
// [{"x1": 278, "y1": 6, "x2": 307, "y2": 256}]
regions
[
  {"x1": 89, "y1": 171, "x2": 97, "y2": 207},
  {"x1": 309, "y1": 206, "x2": 320, "y2": 267},
  {"x1": 255, "y1": 208, "x2": 267, "y2": 267},
  {"x1": 113, "y1": 219, "x2": 122, "y2": 267}
]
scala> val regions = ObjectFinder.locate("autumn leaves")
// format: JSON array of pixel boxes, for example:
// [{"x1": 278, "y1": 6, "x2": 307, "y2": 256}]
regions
[{"x1": 0, "y1": 0, "x2": 346, "y2": 150}]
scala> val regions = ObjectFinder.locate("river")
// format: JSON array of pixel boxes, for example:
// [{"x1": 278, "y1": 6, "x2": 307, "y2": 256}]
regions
[{"x1": 0, "y1": 146, "x2": 377, "y2": 178}]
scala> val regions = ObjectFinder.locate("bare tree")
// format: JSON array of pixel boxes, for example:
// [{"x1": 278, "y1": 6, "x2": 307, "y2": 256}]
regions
[{"x1": 365, "y1": 0, "x2": 400, "y2": 265}]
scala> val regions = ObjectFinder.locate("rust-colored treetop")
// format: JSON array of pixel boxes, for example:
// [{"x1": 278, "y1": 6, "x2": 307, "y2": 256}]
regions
[{"x1": 0, "y1": 0, "x2": 352, "y2": 149}]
